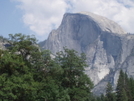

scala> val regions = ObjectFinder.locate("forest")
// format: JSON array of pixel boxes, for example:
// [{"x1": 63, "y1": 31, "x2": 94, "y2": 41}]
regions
[{"x1": 0, "y1": 33, "x2": 134, "y2": 101}]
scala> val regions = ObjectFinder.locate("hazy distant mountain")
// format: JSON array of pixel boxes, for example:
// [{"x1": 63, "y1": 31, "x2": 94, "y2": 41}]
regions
[{"x1": 40, "y1": 12, "x2": 134, "y2": 95}]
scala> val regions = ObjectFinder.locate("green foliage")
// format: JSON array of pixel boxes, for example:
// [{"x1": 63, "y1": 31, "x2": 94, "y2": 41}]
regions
[
  {"x1": 55, "y1": 48, "x2": 94, "y2": 101},
  {"x1": 0, "y1": 34, "x2": 94, "y2": 101},
  {"x1": 116, "y1": 70, "x2": 134, "y2": 101},
  {"x1": 129, "y1": 77, "x2": 134, "y2": 100},
  {"x1": 0, "y1": 34, "x2": 42, "y2": 100},
  {"x1": 122, "y1": 89, "x2": 128, "y2": 101},
  {"x1": 2, "y1": 33, "x2": 134, "y2": 101},
  {"x1": 116, "y1": 70, "x2": 125, "y2": 101},
  {"x1": 105, "y1": 82, "x2": 116, "y2": 101},
  {"x1": 95, "y1": 70, "x2": 134, "y2": 101}
]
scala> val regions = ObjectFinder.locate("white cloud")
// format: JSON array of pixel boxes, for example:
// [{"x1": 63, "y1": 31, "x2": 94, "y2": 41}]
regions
[
  {"x1": 68, "y1": 0, "x2": 134, "y2": 33},
  {"x1": 13, "y1": 0, "x2": 134, "y2": 40},
  {"x1": 13, "y1": 0, "x2": 68, "y2": 40}
]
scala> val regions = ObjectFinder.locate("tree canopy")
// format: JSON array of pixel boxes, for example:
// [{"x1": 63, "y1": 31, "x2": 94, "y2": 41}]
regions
[
  {"x1": 1, "y1": 33, "x2": 134, "y2": 101},
  {"x1": 0, "y1": 33, "x2": 93, "y2": 101}
]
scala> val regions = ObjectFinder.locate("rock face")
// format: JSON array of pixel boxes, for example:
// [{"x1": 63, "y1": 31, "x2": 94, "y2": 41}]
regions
[
  {"x1": 0, "y1": 36, "x2": 7, "y2": 50},
  {"x1": 40, "y1": 12, "x2": 134, "y2": 95}
]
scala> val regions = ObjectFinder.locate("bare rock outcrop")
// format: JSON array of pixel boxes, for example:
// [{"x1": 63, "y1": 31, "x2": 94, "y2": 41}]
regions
[{"x1": 40, "y1": 12, "x2": 134, "y2": 95}]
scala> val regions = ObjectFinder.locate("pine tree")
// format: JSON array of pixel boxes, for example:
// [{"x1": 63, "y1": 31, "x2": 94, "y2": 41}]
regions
[
  {"x1": 121, "y1": 89, "x2": 128, "y2": 101},
  {"x1": 0, "y1": 34, "x2": 42, "y2": 100},
  {"x1": 124, "y1": 73, "x2": 132, "y2": 101},
  {"x1": 116, "y1": 70, "x2": 125, "y2": 101},
  {"x1": 100, "y1": 94, "x2": 106, "y2": 101},
  {"x1": 55, "y1": 48, "x2": 93, "y2": 101},
  {"x1": 105, "y1": 82, "x2": 116, "y2": 101},
  {"x1": 0, "y1": 34, "x2": 53, "y2": 100},
  {"x1": 0, "y1": 34, "x2": 94, "y2": 100},
  {"x1": 129, "y1": 77, "x2": 134, "y2": 100},
  {"x1": 116, "y1": 70, "x2": 131, "y2": 101}
]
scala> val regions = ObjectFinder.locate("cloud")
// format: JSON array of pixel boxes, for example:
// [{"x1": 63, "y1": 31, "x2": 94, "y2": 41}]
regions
[
  {"x1": 13, "y1": 0, "x2": 134, "y2": 40},
  {"x1": 68, "y1": 0, "x2": 134, "y2": 33},
  {"x1": 13, "y1": 0, "x2": 68, "y2": 40}
]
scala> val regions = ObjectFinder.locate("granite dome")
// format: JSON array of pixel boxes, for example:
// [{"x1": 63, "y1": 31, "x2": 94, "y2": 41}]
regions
[{"x1": 40, "y1": 12, "x2": 134, "y2": 95}]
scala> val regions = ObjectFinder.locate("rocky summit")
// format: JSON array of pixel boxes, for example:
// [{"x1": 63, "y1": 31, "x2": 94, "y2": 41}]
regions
[{"x1": 39, "y1": 12, "x2": 134, "y2": 95}]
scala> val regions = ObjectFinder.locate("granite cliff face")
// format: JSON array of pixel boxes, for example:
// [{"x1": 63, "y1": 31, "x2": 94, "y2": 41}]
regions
[{"x1": 40, "y1": 12, "x2": 134, "y2": 95}]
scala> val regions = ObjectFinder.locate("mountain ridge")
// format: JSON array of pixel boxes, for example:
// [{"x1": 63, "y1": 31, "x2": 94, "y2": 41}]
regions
[
  {"x1": 78, "y1": 12, "x2": 126, "y2": 34},
  {"x1": 39, "y1": 12, "x2": 134, "y2": 95}
]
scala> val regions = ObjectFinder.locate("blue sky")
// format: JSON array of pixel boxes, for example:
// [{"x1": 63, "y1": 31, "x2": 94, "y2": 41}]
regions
[
  {"x1": 0, "y1": 0, "x2": 134, "y2": 41},
  {"x1": 0, "y1": 0, "x2": 31, "y2": 39}
]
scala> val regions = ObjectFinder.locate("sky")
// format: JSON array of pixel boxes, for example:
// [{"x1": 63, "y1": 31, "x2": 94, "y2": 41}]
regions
[{"x1": 0, "y1": 0, "x2": 134, "y2": 41}]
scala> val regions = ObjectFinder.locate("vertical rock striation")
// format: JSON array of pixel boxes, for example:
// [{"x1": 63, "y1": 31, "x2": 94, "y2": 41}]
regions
[{"x1": 40, "y1": 12, "x2": 134, "y2": 95}]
